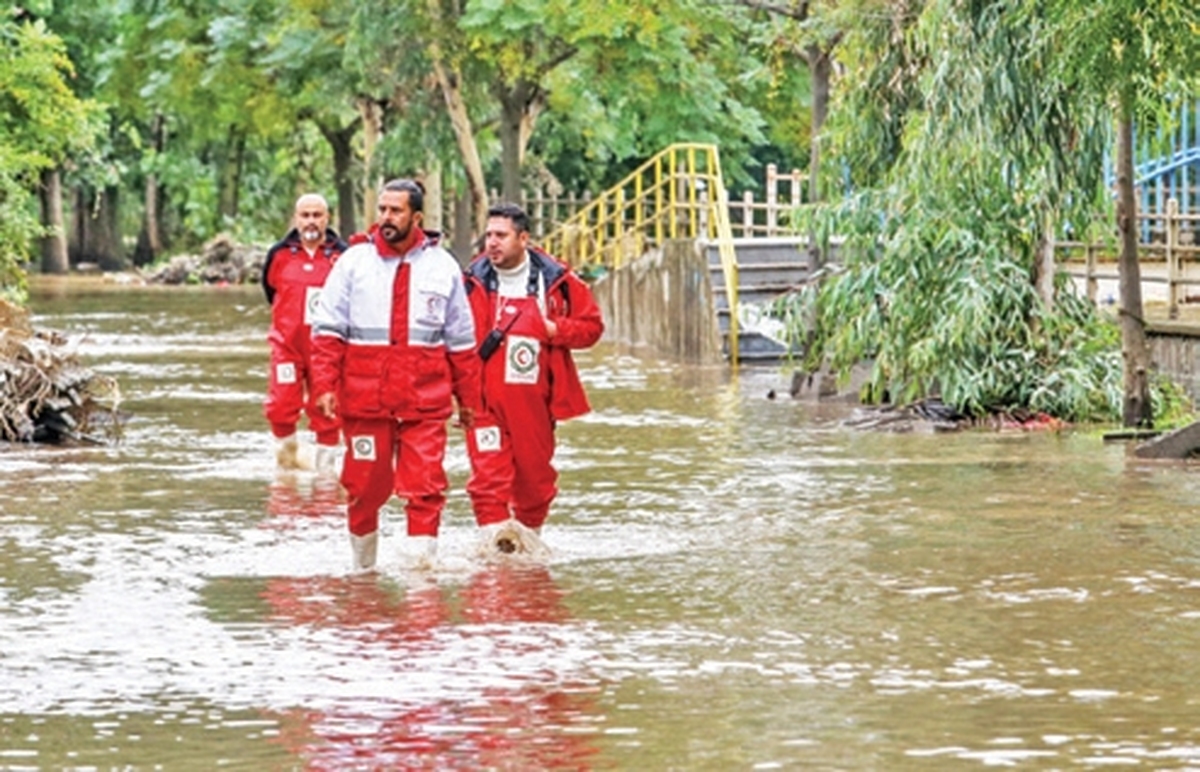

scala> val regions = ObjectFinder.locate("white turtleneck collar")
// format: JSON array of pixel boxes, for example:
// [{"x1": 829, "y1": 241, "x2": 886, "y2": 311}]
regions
[{"x1": 496, "y1": 255, "x2": 530, "y2": 299}]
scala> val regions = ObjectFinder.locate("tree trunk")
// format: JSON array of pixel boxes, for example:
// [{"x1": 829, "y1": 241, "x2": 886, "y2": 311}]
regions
[
  {"x1": 1116, "y1": 111, "x2": 1152, "y2": 427},
  {"x1": 98, "y1": 186, "x2": 123, "y2": 271},
  {"x1": 39, "y1": 168, "x2": 68, "y2": 275},
  {"x1": 318, "y1": 119, "x2": 360, "y2": 236},
  {"x1": 146, "y1": 114, "x2": 163, "y2": 253},
  {"x1": 799, "y1": 40, "x2": 833, "y2": 368},
  {"x1": 70, "y1": 184, "x2": 86, "y2": 262},
  {"x1": 806, "y1": 44, "x2": 831, "y2": 207},
  {"x1": 498, "y1": 90, "x2": 524, "y2": 204},
  {"x1": 452, "y1": 185, "x2": 475, "y2": 263},
  {"x1": 216, "y1": 127, "x2": 246, "y2": 228},
  {"x1": 359, "y1": 97, "x2": 382, "y2": 228},
  {"x1": 1033, "y1": 231, "x2": 1055, "y2": 311},
  {"x1": 430, "y1": 54, "x2": 488, "y2": 238},
  {"x1": 496, "y1": 80, "x2": 544, "y2": 204},
  {"x1": 422, "y1": 159, "x2": 443, "y2": 232},
  {"x1": 425, "y1": 0, "x2": 488, "y2": 239},
  {"x1": 71, "y1": 185, "x2": 124, "y2": 270}
]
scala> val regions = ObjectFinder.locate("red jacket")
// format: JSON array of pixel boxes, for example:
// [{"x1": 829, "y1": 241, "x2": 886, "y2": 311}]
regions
[
  {"x1": 262, "y1": 228, "x2": 346, "y2": 355},
  {"x1": 310, "y1": 227, "x2": 481, "y2": 421},
  {"x1": 464, "y1": 247, "x2": 603, "y2": 421}
]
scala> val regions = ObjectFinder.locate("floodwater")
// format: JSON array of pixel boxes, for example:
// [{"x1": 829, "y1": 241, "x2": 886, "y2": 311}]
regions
[{"x1": 3, "y1": 277, "x2": 1200, "y2": 771}]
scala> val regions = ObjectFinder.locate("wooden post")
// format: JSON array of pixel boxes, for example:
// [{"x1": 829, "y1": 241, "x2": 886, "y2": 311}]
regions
[
  {"x1": 531, "y1": 184, "x2": 544, "y2": 239},
  {"x1": 1167, "y1": 197, "x2": 1180, "y2": 319},
  {"x1": 1086, "y1": 243, "x2": 1098, "y2": 304},
  {"x1": 742, "y1": 190, "x2": 754, "y2": 237},
  {"x1": 765, "y1": 163, "x2": 779, "y2": 235},
  {"x1": 1036, "y1": 215, "x2": 1055, "y2": 310}
]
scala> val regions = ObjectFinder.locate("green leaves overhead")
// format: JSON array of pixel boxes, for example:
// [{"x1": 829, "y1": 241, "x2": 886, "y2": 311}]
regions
[
  {"x1": 785, "y1": 0, "x2": 1135, "y2": 422},
  {"x1": 0, "y1": 17, "x2": 101, "y2": 296}
]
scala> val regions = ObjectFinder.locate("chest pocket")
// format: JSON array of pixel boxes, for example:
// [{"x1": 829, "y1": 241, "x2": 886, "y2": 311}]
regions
[{"x1": 411, "y1": 274, "x2": 450, "y2": 345}]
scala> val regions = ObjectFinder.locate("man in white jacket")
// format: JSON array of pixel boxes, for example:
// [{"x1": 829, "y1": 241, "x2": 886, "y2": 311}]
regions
[{"x1": 310, "y1": 179, "x2": 480, "y2": 571}]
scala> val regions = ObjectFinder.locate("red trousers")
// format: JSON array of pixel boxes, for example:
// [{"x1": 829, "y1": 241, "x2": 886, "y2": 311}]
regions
[
  {"x1": 465, "y1": 373, "x2": 558, "y2": 531},
  {"x1": 264, "y1": 345, "x2": 340, "y2": 444},
  {"x1": 340, "y1": 416, "x2": 449, "y2": 537}
]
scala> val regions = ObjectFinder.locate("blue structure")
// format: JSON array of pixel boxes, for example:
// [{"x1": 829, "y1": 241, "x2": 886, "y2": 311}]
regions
[{"x1": 1134, "y1": 100, "x2": 1199, "y2": 240}]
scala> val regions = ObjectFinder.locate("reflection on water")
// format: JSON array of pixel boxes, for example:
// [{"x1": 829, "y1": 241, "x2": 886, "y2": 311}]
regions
[{"x1": 3, "y1": 277, "x2": 1200, "y2": 769}]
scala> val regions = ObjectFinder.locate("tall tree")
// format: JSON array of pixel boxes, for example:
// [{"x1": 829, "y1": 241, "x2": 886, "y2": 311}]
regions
[
  {"x1": 1031, "y1": 0, "x2": 1200, "y2": 427},
  {"x1": 729, "y1": 0, "x2": 843, "y2": 203},
  {"x1": 261, "y1": 0, "x2": 365, "y2": 235},
  {"x1": 0, "y1": 17, "x2": 100, "y2": 287},
  {"x1": 785, "y1": 0, "x2": 1129, "y2": 421},
  {"x1": 351, "y1": 0, "x2": 767, "y2": 240}
]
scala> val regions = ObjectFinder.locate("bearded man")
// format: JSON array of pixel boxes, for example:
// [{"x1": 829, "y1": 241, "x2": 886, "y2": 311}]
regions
[
  {"x1": 310, "y1": 179, "x2": 480, "y2": 571},
  {"x1": 262, "y1": 193, "x2": 347, "y2": 472}
]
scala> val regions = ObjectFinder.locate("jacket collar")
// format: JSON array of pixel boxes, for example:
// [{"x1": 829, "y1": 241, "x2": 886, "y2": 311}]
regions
[{"x1": 470, "y1": 247, "x2": 564, "y2": 293}]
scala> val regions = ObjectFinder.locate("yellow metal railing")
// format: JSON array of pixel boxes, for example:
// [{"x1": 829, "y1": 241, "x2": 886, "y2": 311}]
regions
[{"x1": 542, "y1": 143, "x2": 741, "y2": 366}]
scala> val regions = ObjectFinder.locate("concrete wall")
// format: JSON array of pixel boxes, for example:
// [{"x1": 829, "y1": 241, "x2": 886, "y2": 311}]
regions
[
  {"x1": 1148, "y1": 323, "x2": 1200, "y2": 403},
  {"x1": 591, "y1": 240, "x2": 723, "y2": 364}
]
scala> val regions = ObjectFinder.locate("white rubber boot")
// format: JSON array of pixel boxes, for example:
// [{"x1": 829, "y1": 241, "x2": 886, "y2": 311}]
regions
[
  {"x1": 314, "y1": 444, "x2": 341, "y2": 476},
  {"x1": 410, "y1": 535, "x2": 438, "y2": 571},
  {"x1": 350, "y1": 531, "x2": 378, "y2": 573}
]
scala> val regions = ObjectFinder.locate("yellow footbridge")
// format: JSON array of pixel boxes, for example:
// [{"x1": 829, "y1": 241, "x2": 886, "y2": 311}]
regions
[{"x1": 541, "y1": 143, "x2": 743, "y2": 366}]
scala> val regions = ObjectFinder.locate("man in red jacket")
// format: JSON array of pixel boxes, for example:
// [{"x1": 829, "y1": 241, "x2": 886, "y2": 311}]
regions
[
  {"x1": 261, "y1": 193, "x2": 347, "y2": 473},
  {"x1": 463, "y1": 203, "x2": 604, "y2": 552},
  {"x1": 310, "y1": 179, "x2": 480, "y2": 572}
]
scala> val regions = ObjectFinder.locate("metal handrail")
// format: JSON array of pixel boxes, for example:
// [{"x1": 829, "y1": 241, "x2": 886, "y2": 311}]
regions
[{"x1": 541, "y1": 143, "x2": 741, "y2": 367}]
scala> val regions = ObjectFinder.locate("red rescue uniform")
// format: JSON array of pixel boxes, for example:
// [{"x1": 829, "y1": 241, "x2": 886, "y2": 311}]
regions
[
  {"x1": 261, "y1": 227, "x2": 346, "y2": 444},
  {"x1": 310, "y1": 227, "x2": 480, "y2": 538},
  {"x1": 463, "y1": 247, "x2": 603, "y2": 530}
]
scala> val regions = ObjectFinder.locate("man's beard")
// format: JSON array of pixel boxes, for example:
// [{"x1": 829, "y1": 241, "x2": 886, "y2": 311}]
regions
[
  {"x1": 302, "y1": 227, "x2": 321, "y2": 242},
  {"x1": 380, "y1": 223, "x2": 410, "y2": 244}
]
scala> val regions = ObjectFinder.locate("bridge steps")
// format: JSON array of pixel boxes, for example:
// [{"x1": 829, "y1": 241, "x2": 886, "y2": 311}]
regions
[{"x1": 705, "y1": 237, "x2": 813, "y2": 363}]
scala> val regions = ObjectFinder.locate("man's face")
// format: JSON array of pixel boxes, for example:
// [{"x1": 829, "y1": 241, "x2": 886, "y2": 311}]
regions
[
  {"x1": 294, "y1": 200, "x2": 329, "y2": 245},
  {"x1": 377, "y1": 190, "x2": 420, "y2": 245},
  {"x1": 484, "y1": 216, "x2": 528, "y2": 270}
]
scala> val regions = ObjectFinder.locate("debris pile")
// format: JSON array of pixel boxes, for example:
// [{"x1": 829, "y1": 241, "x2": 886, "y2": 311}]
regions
[
  {"x1": 844, "y1": 397, "x2": 1066, "y2": 433},
  {"x1": 0, "y1": 299, "x2": 122, "y2": 444},
  {"x1": 142, "y1": 234, "x2": 267, "y2": 286}
]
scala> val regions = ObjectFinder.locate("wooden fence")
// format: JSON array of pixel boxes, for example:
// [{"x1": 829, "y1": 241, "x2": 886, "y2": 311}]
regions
[
  {"x1": 504, "y1": 168, "x2": 1200, "y2": 323},
  {"x1": 503, "y1": 163, "x2": 809, "y2": 241},
  {"x1": 1055, "y1": 198, "x2": 1200, "y2": 319}
]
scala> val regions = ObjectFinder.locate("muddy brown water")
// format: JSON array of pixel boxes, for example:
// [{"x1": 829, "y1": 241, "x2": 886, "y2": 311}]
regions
[{"x1": 3, "y1": 276, "x2": 1200, "y2": 769}]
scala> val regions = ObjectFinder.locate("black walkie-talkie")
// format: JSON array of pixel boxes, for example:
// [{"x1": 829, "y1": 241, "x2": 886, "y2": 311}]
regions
[{"x1": 479, "y1": 308, "x2": 522, "y2": 361}]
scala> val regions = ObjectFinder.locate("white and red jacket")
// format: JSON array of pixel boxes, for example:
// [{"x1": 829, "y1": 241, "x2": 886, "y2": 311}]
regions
[{"x1": 310, "y1": 228, "x2": 480, "y2": 421}]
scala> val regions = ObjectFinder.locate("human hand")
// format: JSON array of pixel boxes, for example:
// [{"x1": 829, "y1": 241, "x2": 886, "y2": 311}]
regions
[
  {"x1": 316, "y1": 392, "x2": 337, "y2": 419},
  {"x1": 457, "y1": 405, "x2": 476, "y2": 429},
  {"x1": 543, "y1": 318, "x2": 557, "y2": 340}
]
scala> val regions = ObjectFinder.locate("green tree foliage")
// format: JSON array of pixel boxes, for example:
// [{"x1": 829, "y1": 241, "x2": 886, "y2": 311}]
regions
[
  {"x1": 1, "y1": 0, "x2": 794, "y2": 275},
  {"x1": 348, "y1": 0, "x2": 769, "y2": 231},
  {"x1": 1028, "y1": 0, "x2": 1200, "y2": 426},
  {"x1": 527, "y1": 0, "x2": 778, "y2": 194},
  {"x1": 0, "y1": 17, "x2": 100, "y2": 299},
  {"x1": 782, "y1": 0, "x2": 1136, "y2": 422}
]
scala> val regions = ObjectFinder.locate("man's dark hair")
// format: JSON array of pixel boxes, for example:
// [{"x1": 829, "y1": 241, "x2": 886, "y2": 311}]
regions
[
  {"x1": 487, "y1": 202, "x2": 530, "y2": 234},
  {"x1": 382, "y1": 178, "x2": 425, "y2": 213}
]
